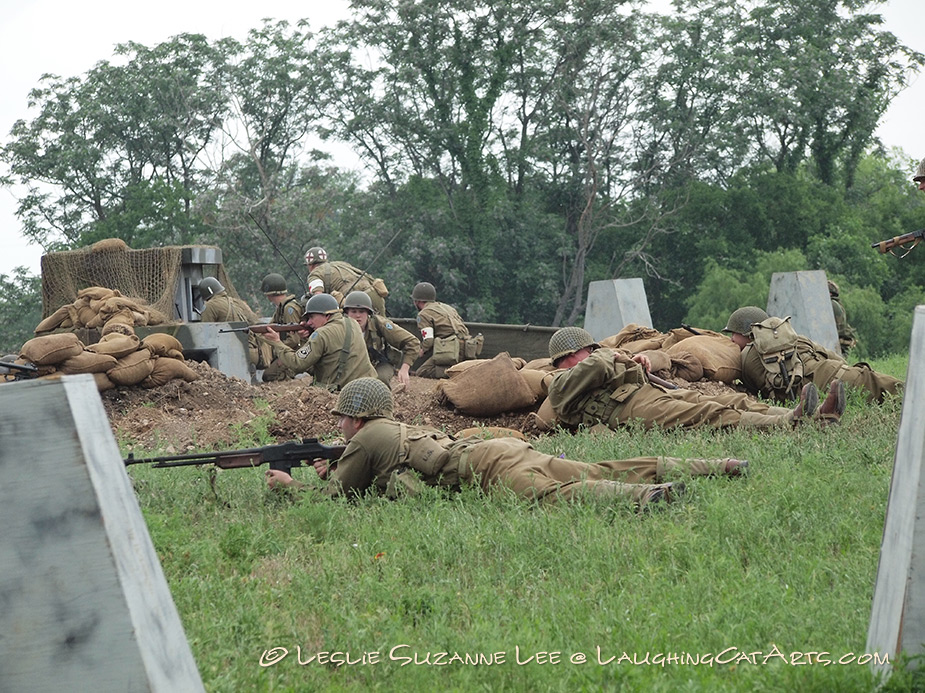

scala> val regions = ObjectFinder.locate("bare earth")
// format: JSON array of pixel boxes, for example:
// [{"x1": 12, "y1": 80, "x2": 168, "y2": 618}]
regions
[{"x1": 102, "y1": 361, "x2": 739, "y2": 453}]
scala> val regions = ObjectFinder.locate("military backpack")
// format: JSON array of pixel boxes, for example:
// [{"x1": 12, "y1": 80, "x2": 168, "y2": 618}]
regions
[{"x1": 748, "y1": 316, "x2": 804, "y2": 399}]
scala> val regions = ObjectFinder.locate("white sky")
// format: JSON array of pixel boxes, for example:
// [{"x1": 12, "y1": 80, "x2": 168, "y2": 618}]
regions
[{"x1": 0, "y1": 0, "x2": 922, "y2": 277}]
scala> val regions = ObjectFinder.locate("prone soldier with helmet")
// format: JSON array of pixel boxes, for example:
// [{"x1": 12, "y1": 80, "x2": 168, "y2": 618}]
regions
[
  {"x1": 546, "y1": 326, "x2": 839, "y2": 432},
  {"x1": 304, "y1": 246, "x2": 389, "y2": 315},
  {"x1": 411, "y1": 281, "x2": 483, "y2": 378},
  {"x1": 343, "y1": 290, "x2": 421, "y2": 387},
  {"x1": 266, "y1": 377, "x2": 753, "y2": 507},
  {"x1": 915, "y1": 157, "x2": 925, "y2": 193},
  {"x1": 723, "y1": 306, "x2": 902, "y2": 405},
  {"x1": 261, "y1": 293, "x2": 376, "y2": 390}
]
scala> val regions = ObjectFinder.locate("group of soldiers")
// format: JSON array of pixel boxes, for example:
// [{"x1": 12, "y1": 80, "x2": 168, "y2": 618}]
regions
[{"x1": 189, "y1": 242, "x2": 908, "y2": 511}]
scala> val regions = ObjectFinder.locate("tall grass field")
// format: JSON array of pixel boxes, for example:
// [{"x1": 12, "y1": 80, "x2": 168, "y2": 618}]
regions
[{"x1": 124, "y1": 354, "x2": 915, "y2": 692}]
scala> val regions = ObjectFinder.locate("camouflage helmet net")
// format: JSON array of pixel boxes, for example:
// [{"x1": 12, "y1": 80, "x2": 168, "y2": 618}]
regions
[
  {"x1": 332, "y1": 377, "x2": 394, "y2": 419},
  {"x1": 914, "y1": 158, "x2": 925, "y2": 182},
  {"x1": 39, "y1": 240, "x2": 241, "y2": 321},
  {"x1": 723, "y1": 306, "x2": 770, "y2": 335},
  {"x1": 549, "y1": 326, "x2": 598, "y2": 364}
]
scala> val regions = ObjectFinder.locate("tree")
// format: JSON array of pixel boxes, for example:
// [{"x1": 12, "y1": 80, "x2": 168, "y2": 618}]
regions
[{"x1": 0, "y1": 268, "x2": 43, "y2": 354}]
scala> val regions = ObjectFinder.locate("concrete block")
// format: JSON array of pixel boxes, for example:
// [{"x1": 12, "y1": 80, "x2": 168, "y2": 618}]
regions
[
  {"x1": 767, "y1": 270, "x2": 840, "y2": 354},
  {"x1": 0, "y1": 375, "x2": 204, "y2": 692},
  {"x1": 584, "y1": 279, "x2": 653, "y2": 341},
  {"x1": 867, "y1": 305, "x2": 925, "y2": 676}
]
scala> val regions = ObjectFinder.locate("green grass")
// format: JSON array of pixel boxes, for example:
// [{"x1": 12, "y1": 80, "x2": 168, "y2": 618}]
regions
[{"x1": 124, "y1": 356, "x2": 910, "y2": 692}]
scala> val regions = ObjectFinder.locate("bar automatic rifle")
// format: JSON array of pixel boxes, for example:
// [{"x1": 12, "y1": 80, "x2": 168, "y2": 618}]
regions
[
  {"x1": 871, "y1": 229, "x2": 925, "y2": 258},
  {"x1": 0, "y1": 360, "x2": 39, "y2": 380},
  {"x1": 124, "y1": 438, "x2": 346, "y2": 498}
]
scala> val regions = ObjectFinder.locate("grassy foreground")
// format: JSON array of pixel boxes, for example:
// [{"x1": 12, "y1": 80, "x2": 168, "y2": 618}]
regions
[{"x1": 125, "y1": 355, "x2": 911, "y2": 692}]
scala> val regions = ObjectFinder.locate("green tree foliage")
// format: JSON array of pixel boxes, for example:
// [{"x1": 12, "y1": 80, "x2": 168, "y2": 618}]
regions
[{"x1": 0, "y1": 269, "x2": 42, "y2": 354}]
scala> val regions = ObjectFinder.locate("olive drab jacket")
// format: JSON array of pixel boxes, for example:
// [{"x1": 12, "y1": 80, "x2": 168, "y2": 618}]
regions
[
  {"x1": 271, "y1": 294, "x2": 305, "y2": 350},
  {"x1": 307, "y1": 261, "x2": 387, "y2": 315},
  {"x1": 269, "y1": 311, "x2": 376, "y2": 390},
  {"x1": 365, "y1": 314, "x2": 420, "y2": 368},
  {"x1": 415, "y1": 301, "x2": 470, "y2": 351},
  {"x1": 199, "y1": 293, "x2": 259, "y2": 323}
]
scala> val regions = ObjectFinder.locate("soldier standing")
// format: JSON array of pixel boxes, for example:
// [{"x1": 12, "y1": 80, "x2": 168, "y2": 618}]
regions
[
  {"x1": 304, "y1": 247, "x2": 388, "y2": 315},
  {"x1": 259, "y1": 273, "x2": 305, "y2": 382},
  {"x1": 266, "y1": 378, "x2": 753, "y2": 507},
  {"x1": 343, "y1": 291, "x2": 420, "y2": 387},
  {"x1": 261, "y1": 293, "x2": 376, "y2": 390},
  {"x1": 411, "y1": 281, "x2": 481, "y2": 378}
]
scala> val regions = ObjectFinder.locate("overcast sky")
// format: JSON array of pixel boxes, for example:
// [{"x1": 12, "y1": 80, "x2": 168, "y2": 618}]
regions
[{"x1": 1, "y1": 0, "x2": 921, "y2": 277}]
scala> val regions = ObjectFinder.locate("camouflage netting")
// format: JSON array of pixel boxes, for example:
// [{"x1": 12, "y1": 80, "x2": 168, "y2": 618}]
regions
[{"x1": 40, "y1": 239, "x2": 240, "y2": 321}]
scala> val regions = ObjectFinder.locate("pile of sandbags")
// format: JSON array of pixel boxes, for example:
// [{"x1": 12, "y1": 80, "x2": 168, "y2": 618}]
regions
[
  {"x1": 34, "y1": 286, "x2": 169, "y2": 335},
  {"x1": 437, "y1": 352, "x2": 554, "y2": 417},
  {"x1": 6, "y1": 326, "x2": 198, "y2": 390}
]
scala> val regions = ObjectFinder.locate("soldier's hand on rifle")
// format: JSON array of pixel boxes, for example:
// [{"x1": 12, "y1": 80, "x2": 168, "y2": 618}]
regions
[
  {"x1": 266, "y1": 469, "x2": 299, "y2": 489},
  {"x1": 263, "y1": 326, "x2": 282, "y2": 343},
  {"x1": 312, "y1": 459, "x2": 332, "y2": 479},
  {"x1": 632, "y1": 353, "x2": 651, "y2": 372}
]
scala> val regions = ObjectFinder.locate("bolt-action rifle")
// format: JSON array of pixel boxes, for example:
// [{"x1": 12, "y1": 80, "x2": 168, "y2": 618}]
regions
[
  {"x1": 124, "y1": 438, "x2": 345, "y2": 476},
  {"x1": 872, "y1": 229, "x2": 925, "y2": 257},
  {"x1": 0, "y1": 360, "x2": 39, "y2": 380},
  {"x1": 218, "y1": 323, "x2": 309, "y2": 335}
]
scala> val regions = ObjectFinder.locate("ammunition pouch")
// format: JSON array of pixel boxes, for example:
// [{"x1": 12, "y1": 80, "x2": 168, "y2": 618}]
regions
[
  {"x1": 433, "y1": 335, "x2": 461, "y2": 366},
  {"x1": 463, "y1": 333, "x2": 484, "y2": 360}
]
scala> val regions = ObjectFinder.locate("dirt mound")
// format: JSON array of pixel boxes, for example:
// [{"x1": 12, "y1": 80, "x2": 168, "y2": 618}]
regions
[{"x1": 103, "y1": 361, "x2": 743, "y2": 453}]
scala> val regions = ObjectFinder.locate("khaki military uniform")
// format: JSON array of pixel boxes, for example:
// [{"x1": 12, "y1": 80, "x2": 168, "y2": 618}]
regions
[
  {"x1": 199, "y1": 292, "x2": 265, "y2": 368},
  {"x1": 327, "y1": 418, "x2": 726, "y2": 504},
  {"x1": 548, "y1": 348, "x2": 796, "y2": 431},
  {"x1": 307, "y1": 261, "x2": 387, "y2": 315},
  {"x1": 363, "y1": 314, "x2": 421, "y2": 385},
  {"x1": 741, "y1": 337, "x2": 902, "y2": 404},
  {"x1": 830, "y1": 297, "x2": 857, "y2": 353},
  {"x1": 261, "y1": 294, "x2": 305, "y2": 382},
  {"x1": 414, "y1": 301, "x2": 471, "y2": 378},
  {"x1": 268, "y1": 312, "x2": 376, "y2": 390}
]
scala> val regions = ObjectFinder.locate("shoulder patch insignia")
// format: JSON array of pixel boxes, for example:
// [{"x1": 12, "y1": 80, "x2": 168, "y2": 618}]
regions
[
  {"x1": 385, "y1": 322, "x2": 394, "y2": 330},
  {"x1": 297, "y1": 341, "x2": 313, "y2": 359}
]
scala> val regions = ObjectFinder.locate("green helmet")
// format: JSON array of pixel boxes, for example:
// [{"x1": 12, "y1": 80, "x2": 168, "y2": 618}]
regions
[
  {"x1": 914, "y1": 158, "x2": 925, "y2": 183},
  {"x1": 723, "y1": 306, "x2": 769, "y2": 335},
  {"x1": 304, "y1": 292, "x2": 340, "y2": 315},
  {"x1": 411, "y1": 282, "x2": 437, "y2": 301},
  {"x1": 331, "y1": 377, "x2": 394, "y2": 419},
  {"x1": 549, "y1": 327, "x2": 598, "y2": 365},
  {"x1": 261, "y1": 273, "x2": 288, "y2": 294},
  {"x1": 343, "y1": 290, "x2": 373, "y2": 312},
  {"x1": 304, "y1": 246, "x2": 328, "y2": 265},
  {"x1": 198, "y1": 277, "x2": 225, "y2": 300}
]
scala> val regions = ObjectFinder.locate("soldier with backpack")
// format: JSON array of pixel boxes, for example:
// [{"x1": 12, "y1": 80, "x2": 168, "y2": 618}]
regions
[{"x1": 723, "y1": 306, "x2": 903, "y2": 405}]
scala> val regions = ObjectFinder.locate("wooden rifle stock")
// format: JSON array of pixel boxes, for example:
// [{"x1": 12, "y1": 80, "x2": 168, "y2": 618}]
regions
[
  {"x1": 872, "y1": 228, "x2": 925, "y2": 257},
  {"x1": 218, "y1": 323, "x2": 308, "y2": 334}
]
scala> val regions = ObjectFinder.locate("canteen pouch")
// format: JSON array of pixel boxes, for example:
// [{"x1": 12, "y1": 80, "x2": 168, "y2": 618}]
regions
[
  {"x1": 463, "y1": 333, "x2": 484, "y2": 360},
  {"x1": 433, "y1": 335, "x2": 460, "y2": 366}
]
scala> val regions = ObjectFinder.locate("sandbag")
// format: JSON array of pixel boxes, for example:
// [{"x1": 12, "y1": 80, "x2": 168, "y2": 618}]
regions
[
  {"x1": 520, "y1": 369, "x2": 553, "y2": 400},
  {"x1": 107, "y1": 350, "x2": 155, "y2": 386},
  {"x1": 438, "y1": 352, "x2": 536, "y2": 416},
  {"x1": 87, "y1": 332, "x2": 141, "y2": 359},
  {"x1": 77, "y1": 286, "x2": 120, "y2": 301},
  {"x1": 661, "y1": 326, "x2": 726, "y2": 349},
  {"x1": 599, "y1": 324, "x2": 663, "y2": 349},
  {"x1": 93, "y1": 371, "x2": 116, "y2": 392},
  {"x1": 638, "y1": 349, "x2": 672, "y2": 374},
  {"x1": 101, "y1": 321, "x2": 136, "y2": 337},
  {"x1": 89, "y1": 238, "x2": 129, "y2": 252},
  {"x1": 59, "y1": 350, "x2": 118, "y2": 375},
  {"x1": 33, "y1": 305, "x2": 72, "y2": 334},
  {"x1": 522, "y1": 357, "x2": 555, "y2": 373},
  {"x1": 532, "y1": 397, "x2": 560, "y2": 432},
  {"x1": 141, "y1": 333, "x2": 185, "y2": 360},
  {"x1": 20, "y1": 333, "x2": 84, "y2": 366},
  {"x1": 141, "y1": 356, "x2": 200, "y2": 388},
  {"x1": 668, "y1": 352, "x2": 704, "y2": 382},
  {"x1": 666, "y1": 335, "x2": 740, "y2": 384}
]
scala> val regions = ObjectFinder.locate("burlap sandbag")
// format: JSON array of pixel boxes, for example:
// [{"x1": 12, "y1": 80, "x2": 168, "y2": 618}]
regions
[
  {"x1": 522, "y1": 357, "x2": 555, "y2": 373},
  {"x1": 141, "y1": 333, "x2": 185, "y2": 360},
  {"x1": 445, "y1": 359, "x2": 490, "y2": 376},
  {"x1": 87, "y1": 332, "x2": 141, "y2": 359},
  {"x1": 33, "y1": 305, "x2": 73, "y2": 334},
  {"x1": 520, "y1": 369, "x2": 553, "y2": 400},
  {"x1": 101, "y1": 321, "x2": 136, "y2": 337},
  {"x1": 77, "y1": 286, "x2": 119, "y2": 302},
  {"x1": 20, "y1": 333, "x2": 84, "y2": 366},
  {"x1": 668, "y1": 351, "x2": 704, "y2": 382},
  {"x1": 90, "y1": 238, "x2": 129, "y2": 252},
  {"x1": 59, "y1": 350, "x2": 118, "y2": 374},
  {"x1": 107, "y1": 350, "x2": 155, "y2": 386},
  {"x1": 76, "y1": 303, "x2": 98, "y2": 327},
  {"x1": 438, "y1": 352, "x2": 536, "y2": 416},
  {"x1": 661, "y1": 326, "x2": 726, "y2": 349},
  {"x1": 638, "y1": 349, "x2": 672, "y2": 374},
  {"x1": 532, "y1": 397, "x2": 560, "y2": 432},
  {"x1": 93, "y1": 371, "x2": 116, "y2": 392},
  {"x1": 141, "y1": 356, "x2": 199, "y2": 388},
  {"x1": 599, "y1": 324, "x2": 664, "y2": 349},
  {"x1": 665, "y1": 335, "x2": 740, "y2": 384}
]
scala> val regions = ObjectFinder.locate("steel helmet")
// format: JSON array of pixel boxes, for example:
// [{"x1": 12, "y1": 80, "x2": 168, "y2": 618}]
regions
[
  {"x1": 198, "y1": 277, "x2": 225, "y2": 300},
  {"x1": 304, "y1": 246, "x2": 328, "y2": 265},
  {"x1": 261, "y1": 273, "x2": 288, "y2": 294},
  {"x1": 411, "y1": 282, "x2": 437, "y2": 301},
  {"x1": 549, "y1": 327, "x2": 598, "y2": 365},
  {"x1": 914, "y1": 158, "x2": 925, "y2": 182},
  {"x1": 343, "y1": 290, "x2": 374, "y2": 312},
  {"x1": 331, "y1": 377, "x2": 394, "y2": 419},
  {"x1": 304, "y1": 292, "x2": 340, "y2": 315},
  {"x1": 826, "y1": 280, "x2": 840, "y2": 298},
  {"x1": 723, "y1": 306, "x2": 770, "y2": 335}
]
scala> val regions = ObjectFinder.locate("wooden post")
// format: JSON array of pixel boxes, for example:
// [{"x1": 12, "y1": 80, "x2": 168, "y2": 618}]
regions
[
  {"x1": 0, "y1": 375, "x2": 204, "y2": 691},
  {"x1": 867, "y1": 305, "x2": 925, "y2": 677}
]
